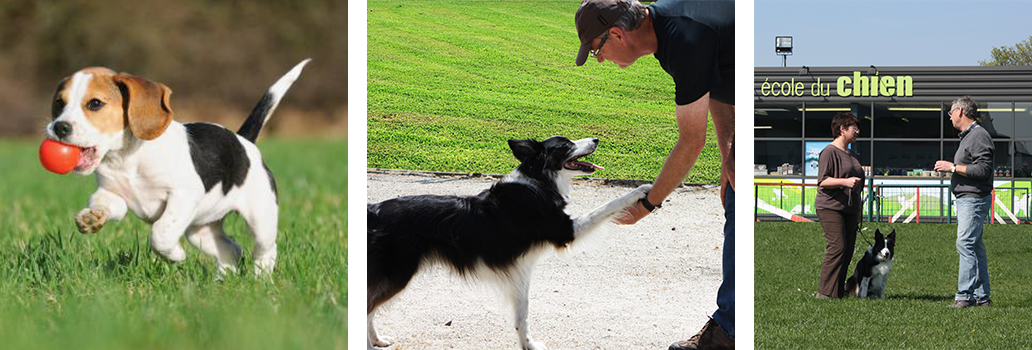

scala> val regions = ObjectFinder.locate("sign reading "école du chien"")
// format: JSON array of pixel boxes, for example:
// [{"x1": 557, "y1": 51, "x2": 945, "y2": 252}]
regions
[{"x1": 760, "y1": 71, "x2": 914, "y2": 98}]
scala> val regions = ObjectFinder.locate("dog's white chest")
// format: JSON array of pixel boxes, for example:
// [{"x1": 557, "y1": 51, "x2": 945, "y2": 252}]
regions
[
  {"x1": 867, "y1": 260, "x2": 892, "y2": 293},
  {"x1": 98, "y1": 166, "x2": 170, "y2": 222},
  {"x1": 873, "y1": 260, "x2": 893, "y2": 278}
]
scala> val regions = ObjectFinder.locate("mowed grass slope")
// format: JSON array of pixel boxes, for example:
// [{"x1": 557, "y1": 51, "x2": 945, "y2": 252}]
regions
[
  {"x1": 0, "y1": 138, "x2": 347, "y2": 350},
  {"x1": 755, "y1": 222, "x2": 1032, "y2": 349},
  {"x1": 368, "y1": 0, "x2": 720, "y2": 183}
]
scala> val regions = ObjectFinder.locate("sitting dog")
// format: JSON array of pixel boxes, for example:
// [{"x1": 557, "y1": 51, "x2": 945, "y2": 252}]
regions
[
  {"x1": 46, "y1": 59, "x2": 310, "y2": 276},
  {"x1": 367, "y1": 136, "x2": 650, "y2": 350},
  {"x1": 846, "y1": 229, "x2": 896, "y2": 298}
]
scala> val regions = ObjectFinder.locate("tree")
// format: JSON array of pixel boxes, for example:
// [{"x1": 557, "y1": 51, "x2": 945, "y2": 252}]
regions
[{"x1": 979, "y1": 36, "x2": 1032, "y2": 66}]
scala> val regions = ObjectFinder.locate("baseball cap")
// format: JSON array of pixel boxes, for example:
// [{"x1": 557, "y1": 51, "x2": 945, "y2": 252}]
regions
[{"x1": 575, "y1": 0, "x2": 631, "y2": 66}]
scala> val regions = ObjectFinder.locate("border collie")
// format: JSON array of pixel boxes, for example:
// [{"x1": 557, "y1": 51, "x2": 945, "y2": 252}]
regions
[
  {"x1": 367, "y1": 136, "x2": 650, "y2": 350},
  {"x1": 846, "y1": 229, "x2": 896, "y2": 298}
]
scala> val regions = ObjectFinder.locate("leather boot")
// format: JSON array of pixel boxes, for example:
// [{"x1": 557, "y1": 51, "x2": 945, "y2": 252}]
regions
[{"x1": 668, "y1": 317, "x2": 734, "y2": 350}]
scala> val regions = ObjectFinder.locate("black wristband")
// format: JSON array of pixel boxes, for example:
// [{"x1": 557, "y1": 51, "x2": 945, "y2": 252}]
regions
[{"x1": 640, "y1": 194, "x2": 662, "y2": 212}]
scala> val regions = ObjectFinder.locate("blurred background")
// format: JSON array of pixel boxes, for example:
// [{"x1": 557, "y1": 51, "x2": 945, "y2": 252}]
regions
[{"x1": 0, "y1": 0, "x2": 347, "y2": 138}]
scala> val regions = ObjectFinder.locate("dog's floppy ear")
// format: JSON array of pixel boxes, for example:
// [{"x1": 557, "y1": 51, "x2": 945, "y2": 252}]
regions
[
  {"x1": 887, "y1": 229, "x2": 896, "y2": 241},
  {"x1": 508, "y1": 139, "x2": 543, "y2": 163},
  {"x1": 113, "y1": 73, "x2": 173, "y2": 140},
  {"x1": 874, "y1": 229, "x2": 884, "y2": 240}
]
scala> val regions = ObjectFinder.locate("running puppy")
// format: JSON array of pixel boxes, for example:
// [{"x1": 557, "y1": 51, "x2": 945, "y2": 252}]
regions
[
  {"x1": 46, "y1": 59, "x2": 310, "y2": 276},
  {"x1": 367, "y1": 136, "x2": 650, "y2": 350},
  {"x1": 846, "y1": 229, "x2": 896, "y2": 298}
]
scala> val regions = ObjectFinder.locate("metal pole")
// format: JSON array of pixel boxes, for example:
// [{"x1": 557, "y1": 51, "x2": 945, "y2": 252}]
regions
[
  {"x1": 754, "y1": 184, "x2": 758, "y2": 222},
  {"x1": 940, "y1": 186, "x2": 944, "y2": 222},
  {"x1": 867, "y1": 177, "x2": 874, "y2": 223},
  {"x1": 916, "y1": 187, "x2": 921, "y2": 223},
  {"x1": 779, "y1": 183, "x2": 785, "y2": 222},
  {"x1": 948, "y1": 193, "x2": 953, "y2": 224}
]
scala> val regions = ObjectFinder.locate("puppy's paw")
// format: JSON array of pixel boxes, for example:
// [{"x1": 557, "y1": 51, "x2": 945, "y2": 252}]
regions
[
  {"x1": 370, "y1": 336, "x2": 393, "y2": 348},
  {"x1": 523, "y1": 341, "x2": 548, "y2": 350},
  {"x1": 75, "y1": 207, "x2": 108, "y2": 234}
]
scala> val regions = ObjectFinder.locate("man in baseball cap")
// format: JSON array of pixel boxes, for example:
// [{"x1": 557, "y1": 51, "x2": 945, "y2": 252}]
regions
[
  {"x1": 574, "y1": 1, "x2": 735, "y2": 349},
  {"x1": 574, "y1": 0, "x2": 631, "y2": 66}
]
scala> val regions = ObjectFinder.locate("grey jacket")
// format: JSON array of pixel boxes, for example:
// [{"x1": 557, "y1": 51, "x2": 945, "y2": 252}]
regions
[{"x1": 951, "y1": 122, "x2": 995, "y2": 198}]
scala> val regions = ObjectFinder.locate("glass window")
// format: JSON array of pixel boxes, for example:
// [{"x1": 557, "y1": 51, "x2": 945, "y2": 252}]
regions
[
  {"x1": 981, "y1": 103, "x2": 1013, "y2": 139},
  {"x1": 943, "y1": 140, "x2": 958, "y2": 161},
  {"x1": 755, "y1": 103, "x2": 802, "y2": 137},
  {"x1": 997, "y1": 141, "x2": 1013, "y2": 178},
  {"x1": 945, "y1": 102, "x2": 1013, "y2": 139},
  {"x1": 943, "y1": 141, "x2": 1012, "y2": 178},
  {"x1": 855, "y1": 102, "x2": 873, "y2": 135},
  {"x1": 873, "y1": 101, "x2": 942, "y2": 138},
  {"x1": 855, "y1": 140, "x2": 872, "y2": 166},
  {"x1": 1014, "y1": 103, "x2": 1032, "y2": 139},
  {"x1": 1014, "y1": 141, "x2": 1032, "y2": 178},
  {"x1": 803, "y1": 104, "x2": 850, "y2": 138},
  {"x1": 755, "y1": 141, "x2": 802, "y2": 176},
  {"x1": 874, "y1": 141, "x2": 942, "y2": 176},
  {"x1": 799, "y1": 141, "x2": 868, "y2": 177}
]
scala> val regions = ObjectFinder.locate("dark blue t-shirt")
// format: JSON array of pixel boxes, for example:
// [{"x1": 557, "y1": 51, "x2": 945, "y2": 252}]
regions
[{"x1": 649, "y1": 0, "x2": 735, "y2": 106}]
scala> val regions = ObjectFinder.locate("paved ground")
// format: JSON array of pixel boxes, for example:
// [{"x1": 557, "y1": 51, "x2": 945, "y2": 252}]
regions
[{"x1": 366, "y1": 169, "x2": 727, "y2": 350}]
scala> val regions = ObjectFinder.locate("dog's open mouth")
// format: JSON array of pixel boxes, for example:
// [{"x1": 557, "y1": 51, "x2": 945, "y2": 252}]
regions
[
  {"x1": 564, "y1": 151, "x2": 604, "y2": 172},
  {"x1": 73, "y1": 146, "x2": 99, "y2": 173}
]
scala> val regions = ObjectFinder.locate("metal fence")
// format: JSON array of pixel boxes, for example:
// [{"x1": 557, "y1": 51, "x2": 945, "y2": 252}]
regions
[
  {"x1": 754, "y1": 182, "x2": 1031, "y2": 224},
  {"x1": 874, "y1": 184, "x2": 951, "y2": 223}
]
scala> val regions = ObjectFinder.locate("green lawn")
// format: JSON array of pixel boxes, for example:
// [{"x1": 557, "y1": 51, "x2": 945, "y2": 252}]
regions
[
  {"x1": 367, "y1": 0, "x2": 720, "y2": 183},
  {"x1": 0, "y1": 138, "x2": 347, "y2": 350},
  {"x1": 755, "y1": 222, "x2": 1032, "y2": 349}
]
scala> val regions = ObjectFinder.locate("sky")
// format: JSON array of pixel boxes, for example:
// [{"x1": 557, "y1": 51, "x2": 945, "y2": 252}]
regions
[{"x1": 754, "y1": 0, "x2": 1032, "y2": 67}]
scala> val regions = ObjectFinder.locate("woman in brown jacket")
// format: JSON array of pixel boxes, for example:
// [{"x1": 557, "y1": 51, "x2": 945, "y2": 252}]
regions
[{"x1": 816, "y1": 112, "x2": 865, "y2": 299}]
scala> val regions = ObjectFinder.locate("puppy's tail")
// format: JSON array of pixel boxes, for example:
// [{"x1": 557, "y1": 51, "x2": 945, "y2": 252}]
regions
[{"x1": 237, "y1": 58, "x2": 311, "y2": 143}]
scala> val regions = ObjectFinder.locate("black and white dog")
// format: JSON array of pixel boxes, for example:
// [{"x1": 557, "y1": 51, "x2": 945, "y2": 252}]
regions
[
  {"x1": 367, "y1": 136, "x2": 650, "y2": 350},
  {"x1": 846, "y1": 229, "x2": 896, "y2": 298}
]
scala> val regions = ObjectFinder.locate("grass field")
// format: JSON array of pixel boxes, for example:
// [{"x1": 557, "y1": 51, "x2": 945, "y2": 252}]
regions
[
  {"x1": 755, "y1": 222, "x2": 1032, "y2": 349},
  {"x1": 367, "y1": 0, "x2": 721, "y2": 184},
  {"x1": 0, "y1": 138, "x2": 347, "y2": 350}
]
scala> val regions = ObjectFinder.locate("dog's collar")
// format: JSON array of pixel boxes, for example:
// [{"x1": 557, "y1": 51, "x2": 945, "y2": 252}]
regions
[{"x1": 640, "y1": 192, "x2": 662, "y2": 212}]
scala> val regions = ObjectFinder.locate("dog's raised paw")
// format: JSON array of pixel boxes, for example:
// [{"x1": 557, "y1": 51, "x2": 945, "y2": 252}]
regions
[
  {"x1": 523, "y1": 341, "x2": 548, "y2": 350},
  {"x1": 75, "y1": 207, "x2": 108, "y2": 234},
  {"x1": 634, "y1": 184, "x2": 653, "y2": 197}
]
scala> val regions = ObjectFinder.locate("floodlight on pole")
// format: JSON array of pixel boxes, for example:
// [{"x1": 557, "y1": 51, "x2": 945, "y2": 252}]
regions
[{"x1": 775, "y1": 36, "x2": 793, "y2": 68}]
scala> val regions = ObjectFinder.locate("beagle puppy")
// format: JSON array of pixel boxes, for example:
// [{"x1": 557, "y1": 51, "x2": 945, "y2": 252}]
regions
[{"x1": 46, "y1": 59, "x2": 310, "y2": 276}]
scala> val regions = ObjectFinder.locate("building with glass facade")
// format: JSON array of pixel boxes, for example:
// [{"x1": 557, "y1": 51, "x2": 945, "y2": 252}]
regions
[{"x1": 754, "y1": 66, "x2": 1032, "y2": 222}]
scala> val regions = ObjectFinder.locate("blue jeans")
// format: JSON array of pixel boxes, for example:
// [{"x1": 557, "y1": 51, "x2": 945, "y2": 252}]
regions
[
  {"x1": 955, "y1": 195, "x2": 991, "y2": 302},
  {"x1": 712, "y1": 184, "x2": 734, "y2": 338}
]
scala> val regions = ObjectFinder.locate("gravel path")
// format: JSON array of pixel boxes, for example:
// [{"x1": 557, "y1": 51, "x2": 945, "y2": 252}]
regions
[{"x1": 366, "y1": 170, "x2": 726, "y2": 350}]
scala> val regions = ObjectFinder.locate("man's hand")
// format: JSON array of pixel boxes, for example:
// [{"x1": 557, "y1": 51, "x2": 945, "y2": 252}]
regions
[
  {"x1": 616, "y1": 201, "x2": 650, "y2": 225},
  {"x1": 934, "y1": 160, "x2": 955, "y2": 172}
]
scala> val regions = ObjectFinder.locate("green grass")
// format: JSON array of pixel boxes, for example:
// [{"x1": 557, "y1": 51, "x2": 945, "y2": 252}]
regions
[
  {"x1": 367, "y1": 0, "x2": 720, "y2": 184},
  {"x1": 755, "y1": 222, "x2": 1032, "y2": 349},
  {"x1": 0, "y1": 138, "x2": 347, "y2": 350}
]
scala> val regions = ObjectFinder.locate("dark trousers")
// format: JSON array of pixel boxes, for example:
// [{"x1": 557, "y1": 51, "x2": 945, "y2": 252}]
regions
[
  {"x1": 712, "y1": 183, "x2": 734, "y2": 338},
  {"x1": 817, "y1": 209, "x2": 859, "y2": 297}
]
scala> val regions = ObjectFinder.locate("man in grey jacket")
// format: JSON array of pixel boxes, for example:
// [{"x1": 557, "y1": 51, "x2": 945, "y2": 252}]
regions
[{"x1": 934, "y1": 96, "x2": 994, "y2": 308}]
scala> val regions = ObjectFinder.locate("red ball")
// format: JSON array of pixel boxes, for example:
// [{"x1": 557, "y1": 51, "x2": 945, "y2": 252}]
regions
[{"x1": 39, "y1": 138, "x2": 82, "y2": 174}]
